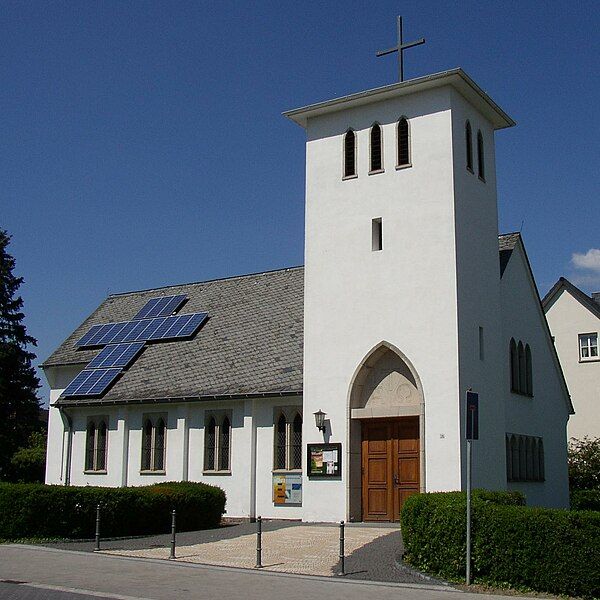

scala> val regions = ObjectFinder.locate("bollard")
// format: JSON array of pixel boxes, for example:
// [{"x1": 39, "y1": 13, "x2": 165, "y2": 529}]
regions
[
  {"x1": 94, "y1": 504, "x2": 101, "y2": 552},
  {"x1": 255, "y1": 516, "x2": 263, "y2": 568},
  {"x1": 338, "y1": 520, "x2": 345, "y2": 576},
  {"x1": 169, "y1": 509, "x2": 176, "y2": 560}
]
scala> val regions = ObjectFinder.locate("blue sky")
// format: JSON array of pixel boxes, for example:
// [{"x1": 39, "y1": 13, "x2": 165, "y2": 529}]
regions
[{"x1": 2, "y1": 1, "x2": 599, "y2": 403}]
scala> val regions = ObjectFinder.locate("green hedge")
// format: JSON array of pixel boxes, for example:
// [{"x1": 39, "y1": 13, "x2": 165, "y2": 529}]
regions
[
  {"x1": 571, "y1": 489, "x2": 600, "y2": 511},
  {"x1": 0, "y1": 481, "x2": 226, "y2": 541},
  {"x1": 401, "y1": 490, "x2": 600, "y2": 598}
]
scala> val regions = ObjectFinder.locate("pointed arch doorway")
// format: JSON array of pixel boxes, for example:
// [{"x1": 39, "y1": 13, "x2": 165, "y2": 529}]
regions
[{"x1": 348, "y1": 343, "x2": 425, "y2": 522}]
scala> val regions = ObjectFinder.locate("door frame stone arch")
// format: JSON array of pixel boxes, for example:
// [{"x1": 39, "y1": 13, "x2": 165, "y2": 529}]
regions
[{"x1": 346, "y1": 341, "x2": 426, "y2": 521}]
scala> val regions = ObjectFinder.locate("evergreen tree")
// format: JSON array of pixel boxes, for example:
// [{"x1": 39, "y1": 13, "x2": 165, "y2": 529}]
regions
[{"x1": 0, "y1": 229, "x2": 41, "y2": 479}]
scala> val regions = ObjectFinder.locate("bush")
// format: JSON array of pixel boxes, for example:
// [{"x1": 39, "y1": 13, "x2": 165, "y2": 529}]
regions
[
  {"x1": 401, "y1": 490, "x2": 600, "y2": 598},
  {"x1": 9, "y1": 432, "x2": 46, "y2": 483},
  {"x1": 572, "y1": 489, "x2": 600, "y2": 511},
  {"x1": 569, "y1": 437, "x2": 600, "y2": 491},
  {"x1": 0, "y1": 481, "x2": 226, "y2": 541}
]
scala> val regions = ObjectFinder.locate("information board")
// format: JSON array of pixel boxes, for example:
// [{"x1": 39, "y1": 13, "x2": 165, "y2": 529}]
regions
[
  {"x1": 307, "y1": 443, "x2": 342, "y2": 478},
  {"x1": 272, "y1": 473, "x2": 302, "y2": 505}
]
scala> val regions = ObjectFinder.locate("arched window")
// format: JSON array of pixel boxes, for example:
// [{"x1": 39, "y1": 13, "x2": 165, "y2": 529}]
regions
[
  {"x1": 292, "y1": 413, "x2": 303, "y2": 469},
  {"x1": 370, "y1": 123, "x2": 383, "y2": 172},
  {"x1": 275, "y1": 413, "x2": 287, "y2": 470},
  {"x1": 343, "y1": 130, "x2": 356, "y2": 178},
  {"x1": 204, "y1": 417, "x2": 216, "y2": 471},
  {"x1": 97, "y1": 421, "x2": 107, "y2": 471},
  {"x1": 518, "y1": 436, "x2": 527, "y2": 481},
  {"x1": 518, "y1": 341, "x2": 526, "y2": 393},
  {"x1": 525, "y1": 344, "x2": 533, "y2": 396},
  {"x1": 532, "y1": 439, "x2": 540, "y2": 481},
  {"x1": 526, "y1": 437, "x2": 534, "y2": 480},
  {"x1": 142, "y1": 419, "x2": 153, "y2": 471},
  {"x1": 155, "y1": 418, "x2": 166, "y2": 471},
  {"x1": 274, "y1": 410, "x2": 303, "y2": 471},
  {"x1": 510, "y1": 339, "x2": 518, "y2": 392},
  {"x1": 477, "y1": 130, "x2": 485, "y2": 180},
  {"x1": 538, "y1": 439, "x2": 545, "y2": 481},
  {"x1": 397, "y1": 117, "x2": 410, "y2": 167},
  {"x1": 85, "y1": 421, "x2": 96, "y2": 471},
  {"x1": 219, "y1": 417, "x2": 230, "y2": 471},
  {"x1": 141, "y1": 415, "x2": 167, "y2": 472},
  {"x1": 505, "y1": 435, "x2": 512, "y2": 481},
  {"x1": 465, "y1": 121, "x2": 473, "y2": 171}
]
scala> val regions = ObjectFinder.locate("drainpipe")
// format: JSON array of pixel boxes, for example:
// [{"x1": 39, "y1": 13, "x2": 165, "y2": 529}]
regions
[
  {"x1": 250, "y1": 398, "x2": 257, "y2": 522},
  {"x1": 60, "y1": 407, "x2": 73, "y2": 486}
]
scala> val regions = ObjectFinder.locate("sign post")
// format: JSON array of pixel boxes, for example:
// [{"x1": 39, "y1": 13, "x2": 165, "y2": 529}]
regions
[{"x1": 465, "y1": 390, "x2": 479, "y2": 585}]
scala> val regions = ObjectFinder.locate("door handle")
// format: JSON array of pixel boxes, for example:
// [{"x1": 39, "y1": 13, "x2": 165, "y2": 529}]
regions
[{"x1": 393, "y1": 474, "x2": 399, "y2": 485}]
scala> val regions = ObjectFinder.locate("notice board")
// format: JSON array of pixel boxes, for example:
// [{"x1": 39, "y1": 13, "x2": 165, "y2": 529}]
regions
[{"x1": 307, "y1": 443, "x2": 342, "y2": 478}]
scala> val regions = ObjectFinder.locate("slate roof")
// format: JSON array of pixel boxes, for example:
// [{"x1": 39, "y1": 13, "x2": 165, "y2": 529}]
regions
[
  {"x1": 542, "y1": 277, "x2": 600, "y2": 320},
  {"x1": 498, "y1": 232, "x2": 521, "y2": 277},
  {"x1": 44, "y1": 267, "x2": 304, "y2": 406},
  {"x1": 45, "y1": 234, "x2": 521, "y2": 407}
]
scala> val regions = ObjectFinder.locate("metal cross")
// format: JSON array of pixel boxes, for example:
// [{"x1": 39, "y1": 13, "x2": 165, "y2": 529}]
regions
[{"x1": 376, "y1": 16, "x2": 425, "y2": 82}]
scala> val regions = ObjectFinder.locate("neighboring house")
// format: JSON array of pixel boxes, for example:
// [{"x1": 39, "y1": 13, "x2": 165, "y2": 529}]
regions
[
  {"x1": 543, "y1": 278, "x2": 600, "y2": 440},
  {"x1": 43, "y1": 68, "x2": 573, "y2": 521}
]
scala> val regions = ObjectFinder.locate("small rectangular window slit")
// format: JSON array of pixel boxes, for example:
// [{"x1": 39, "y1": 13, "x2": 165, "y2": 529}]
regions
[
  {"x1": 372, "y1": 218, "x2": 383, "y2": 251},
  {"x1": 478, "y1": 326, "x2": 484, "y2": 361}
]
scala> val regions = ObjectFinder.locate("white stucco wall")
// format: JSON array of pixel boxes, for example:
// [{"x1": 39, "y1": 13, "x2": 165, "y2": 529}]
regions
[
  {"x1": 545, "y1": 289, "x2": 600, "y2": 439},
  {"x1": 302, "y1": 86, "x2": 463, "y2": 522},
  {"x1": 451, "y1": 90, "x2": 507, "y2": 491},
  {"x1": 500, "y1": 247, "x2": 570, "y2": 508},
  {"x1": 45, "y1": 364, "x2": 303, "y2": 519}
]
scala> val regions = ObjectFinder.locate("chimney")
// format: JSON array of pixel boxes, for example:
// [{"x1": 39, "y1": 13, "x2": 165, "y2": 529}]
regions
[{"x1": 592, "y1": 292, "x2": 600, "y2": 306}]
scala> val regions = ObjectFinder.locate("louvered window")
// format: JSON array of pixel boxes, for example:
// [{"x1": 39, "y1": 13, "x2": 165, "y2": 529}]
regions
[
  {"x1": 370, "y1": 124, "x2": 382, "y2": 172},
  {"x1": 397, "y1": 117, "x2": 410, "y2": 166},
  {"x1": 344, "y1": 130, "x2": 356, "y2": 178},
  {"x1": 465, "y1": 121, "x2": 473, "y2": 171}
]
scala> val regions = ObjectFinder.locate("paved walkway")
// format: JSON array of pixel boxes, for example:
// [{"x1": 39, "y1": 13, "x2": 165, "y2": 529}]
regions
[{"x1": 45, "y1": 521, "x2": 432, "y2": 584}]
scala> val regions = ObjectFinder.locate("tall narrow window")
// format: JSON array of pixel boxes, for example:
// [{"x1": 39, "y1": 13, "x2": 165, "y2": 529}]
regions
[
  {"x1": 510, "y1": 338, "x2": 518, "y2": 392},
  {"x1": 370, "y1": 124, "x2": 382, "y2": 172},
  {"x1": 525, "y1": 344, "x2": 533, "y2": 396},
  {"x1": 292, "y1": 413, "x2": 303, "y2": 470},
  {"x1": 465, "y1": 121, "x2": 473, "y2": 171},
  {"x1": 204, "y1": 417, "x2": 216, "y2": 471},
  {"x1": 518, "y1": 341, "x2": 526, "y2": 393},
  {"x1": 85, "y1": 422, "x2": 96, "y2": 471},
  {"x1": 275, "y1": 414, "x2": 287, "y2": 470},
  {"x1": 96, "y1": 421, "x2": 107, "y2": 471},
  {"x1": 343, "y1": 130, "x2": 356, "y2": 178},
  {"x1": 397, "y1": 117, "x2": 410, "y2": 167},
  {"x1": 274, "y1": 410, "x2": 302, "y2": 471},
  {"x1": 372, "y1": 218, "x2": 383, "y2": 251},
  {"x1": 478, "y1": 326, "x2": 484, "y2": 361},
  {"x1": 219, "y1": 417, "x2": 231, "y2": 471},
  {"x1": 141, "y1": 415, "x2": 167, "y2": 473},
  {"x1": 477, "y1": 130, "x2": 485, "y2": 180}
]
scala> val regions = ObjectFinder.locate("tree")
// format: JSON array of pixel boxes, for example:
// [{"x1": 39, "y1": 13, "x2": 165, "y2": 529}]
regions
[
  {"x1": 10, "y1": 430, "x2": 46, "y2": 483},
  {"x1": 568, "y1": 437, "x2": 600, "y2": 491},
  {"x1": 0, "y1": 229, "x2": 41, "y2": 479}
]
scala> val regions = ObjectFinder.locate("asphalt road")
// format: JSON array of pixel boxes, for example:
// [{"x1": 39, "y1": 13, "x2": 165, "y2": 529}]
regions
[{"x1": 0, "y1": 544, "x2": 525, "y2": 600}]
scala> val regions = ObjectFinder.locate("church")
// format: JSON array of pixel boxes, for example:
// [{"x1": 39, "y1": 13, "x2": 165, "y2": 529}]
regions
[{"x1": 43, "y1": 65, "x2": 572, "y2": 522}]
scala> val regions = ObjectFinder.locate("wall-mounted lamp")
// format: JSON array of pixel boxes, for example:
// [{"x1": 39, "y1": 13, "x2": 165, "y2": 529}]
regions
[{"x1": 313, "y1": 409, "x2": 326, "y2": 432}]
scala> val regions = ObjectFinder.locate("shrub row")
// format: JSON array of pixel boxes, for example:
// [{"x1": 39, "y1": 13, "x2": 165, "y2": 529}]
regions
[
  {"x1": 571, "y1": 489, "x2": 600, "y2": 511},
  {"x1": 0, "y1": 481, "x2": 226, "y2": 540},
  {"x1": 401, "y1": 490, "x2": 600, "y2": 598}
]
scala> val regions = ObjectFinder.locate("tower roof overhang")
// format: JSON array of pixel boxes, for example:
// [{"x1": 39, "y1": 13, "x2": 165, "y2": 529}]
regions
[{"x1": 283, "y1": 68, "x2": 515, "y2": 130}]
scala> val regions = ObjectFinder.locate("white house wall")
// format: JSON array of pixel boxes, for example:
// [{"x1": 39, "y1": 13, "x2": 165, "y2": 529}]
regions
[
  {"x1": 545, "y1": 290, "x2": 600, "y2": 439},
  {"x1": 500, "y1": 246, "x2": 570, "y2": 508}
]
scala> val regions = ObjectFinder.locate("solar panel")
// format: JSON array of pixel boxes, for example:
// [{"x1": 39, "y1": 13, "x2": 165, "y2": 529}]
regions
[
  {"x1": 177, "y1": 312, "x2": 208, "y2": 337},
  {"x1": 106, "y1": 320, "x2": 139, "y2": 344},
  {"x1": 61, "y1": 368, "x2": 121, "y2": 397},
  {"x1": 133, "y1": 295, "x2": 187, "y2": 320},
  {"x1": 76, "y1": 324, "x2": 105, "y2": 347},
  {"x1": 87, "y1": 342, "x2": 145, "y2": 369}
]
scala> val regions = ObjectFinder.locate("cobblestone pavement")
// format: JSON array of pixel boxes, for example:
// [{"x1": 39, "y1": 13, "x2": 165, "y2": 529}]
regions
[{"x1": 104, "y1": 524, "x2": 394, "y2": 577}]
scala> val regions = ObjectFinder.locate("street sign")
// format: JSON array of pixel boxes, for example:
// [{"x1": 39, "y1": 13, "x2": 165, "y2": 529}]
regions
[{"x1": 466, "y1": 391, "x2": 479, "y2": 440}]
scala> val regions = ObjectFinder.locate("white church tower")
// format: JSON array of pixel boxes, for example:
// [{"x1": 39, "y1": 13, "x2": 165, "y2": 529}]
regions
[{"x1": 285, "y1": 68, "x2": 517, "y2": 522}]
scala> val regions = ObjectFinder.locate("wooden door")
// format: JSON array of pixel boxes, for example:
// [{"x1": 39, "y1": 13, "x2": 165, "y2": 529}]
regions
[{"x1": 361, "y1": 417, "x2": 420, "y2": 522}]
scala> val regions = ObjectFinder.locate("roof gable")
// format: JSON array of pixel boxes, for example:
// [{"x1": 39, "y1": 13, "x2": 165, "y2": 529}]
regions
[{"x1": 542, "y1": 277, "x2": 600, "y2": 320}]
